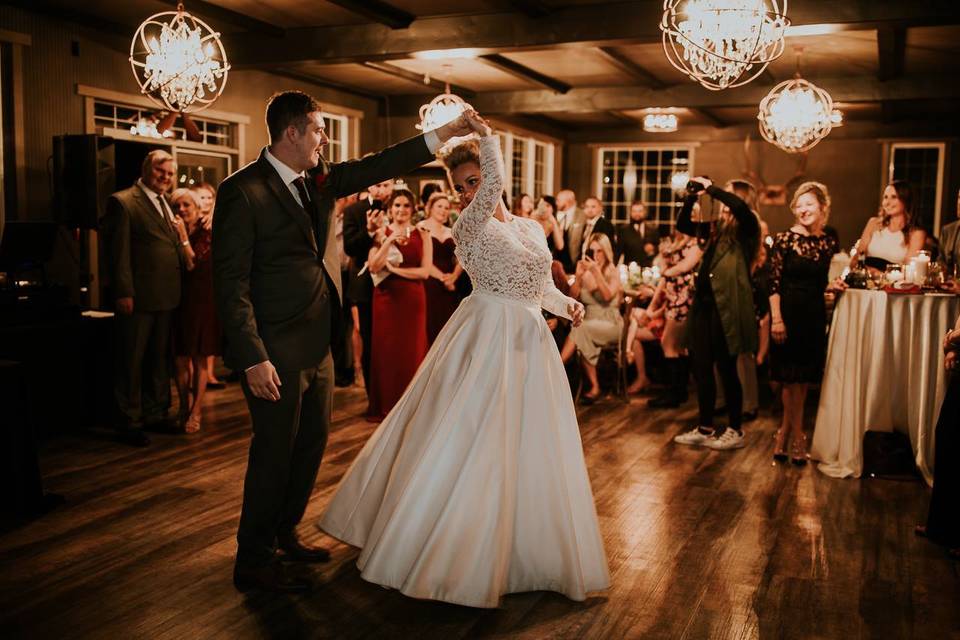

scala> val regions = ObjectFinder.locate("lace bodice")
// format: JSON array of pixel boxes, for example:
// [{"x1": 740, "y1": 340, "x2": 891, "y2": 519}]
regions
[{"x1": 453, "y1": 136, "x2": 575, "y2": 319}]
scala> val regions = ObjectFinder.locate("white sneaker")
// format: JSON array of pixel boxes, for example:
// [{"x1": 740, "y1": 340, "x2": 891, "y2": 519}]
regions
[
  {"x1": 673, "y1": 427, "x2": 712, "y2": 446},
  {"x1": 704, "y1": 428, "x2": 745, "y2": 450}
]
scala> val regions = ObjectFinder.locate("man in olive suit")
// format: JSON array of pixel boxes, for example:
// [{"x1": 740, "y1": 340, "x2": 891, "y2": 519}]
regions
[
  {"x1": 213, "y1": 91, "x2": 472, "y2": 593},
  {"x1": 101, "y1": 150, "x2": 188, "y2": 447}
]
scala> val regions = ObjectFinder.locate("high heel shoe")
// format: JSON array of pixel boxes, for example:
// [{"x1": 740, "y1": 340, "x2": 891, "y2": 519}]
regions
[
  {"x1": 185, "y1": 414, "x2": 201, "y2": 434},
  {"x1": 772, "y1": 428, "x2": 788, "y2": 463},
  {"x1": 790, "y1": 432, "x2": 809, "y2": 466}
]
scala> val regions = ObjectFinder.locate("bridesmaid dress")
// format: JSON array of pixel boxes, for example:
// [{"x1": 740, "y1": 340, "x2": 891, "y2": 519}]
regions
[{"x1": 423, "y1": 235, "x2": 462, "y2": 345}]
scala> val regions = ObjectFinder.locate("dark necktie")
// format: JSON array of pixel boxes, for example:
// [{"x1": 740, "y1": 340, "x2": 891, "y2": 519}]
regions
[
  {"x1": 292, "y1": 176, "x2": 323, "y2": 248},
  {"x1": 155, "y1": 195, "x2": 178, "y2": 239}
]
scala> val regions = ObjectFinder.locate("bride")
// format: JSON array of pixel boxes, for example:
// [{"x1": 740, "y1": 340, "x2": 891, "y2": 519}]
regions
[{"x1": 319, "y1": 111, "x2": 610, "y2": 608}]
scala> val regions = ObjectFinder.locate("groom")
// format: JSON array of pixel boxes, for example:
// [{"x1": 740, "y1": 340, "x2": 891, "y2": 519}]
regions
[{"x1": 213, "y1": 91, "x2": 473, "y2": 593}]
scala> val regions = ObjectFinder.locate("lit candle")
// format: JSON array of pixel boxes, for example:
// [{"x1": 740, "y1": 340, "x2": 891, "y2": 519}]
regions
[{"x1": 904, "y1": 263, "x2": 916, "y2": 284}]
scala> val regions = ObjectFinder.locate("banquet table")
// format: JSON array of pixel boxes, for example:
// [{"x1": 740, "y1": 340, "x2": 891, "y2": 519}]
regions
[{"x1": 812, "y1": 289, "x2": 959, "y2": 485}]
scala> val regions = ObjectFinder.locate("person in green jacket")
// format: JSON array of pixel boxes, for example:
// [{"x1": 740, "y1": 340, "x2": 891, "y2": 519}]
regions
[{"x1": 673, "y1": 176, "x2": 760, "y2": 451}]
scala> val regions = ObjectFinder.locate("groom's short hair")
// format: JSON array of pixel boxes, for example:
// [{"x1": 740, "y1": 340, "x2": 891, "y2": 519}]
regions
[{"x1": 266, "y1": 91, "x2": 322, "y2": 143}]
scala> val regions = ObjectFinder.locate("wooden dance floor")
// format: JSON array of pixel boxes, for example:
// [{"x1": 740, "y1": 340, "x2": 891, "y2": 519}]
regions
[{"x1": 2, "y1": 383, "x2": 958, "y2": 639}]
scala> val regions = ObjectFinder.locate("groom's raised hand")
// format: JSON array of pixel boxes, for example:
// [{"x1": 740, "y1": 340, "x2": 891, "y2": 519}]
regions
[{"x1": 246, "y1": 360, "x2": 282, "y2": 402}]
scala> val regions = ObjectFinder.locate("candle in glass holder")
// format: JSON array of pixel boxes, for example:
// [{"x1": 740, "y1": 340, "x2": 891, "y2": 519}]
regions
[
  {"x1": 913, "y1": 252, "x2": 930, "y2": 283},
  {"x1": 905, "y1": 263, "x2": 917, "y2": 284}
]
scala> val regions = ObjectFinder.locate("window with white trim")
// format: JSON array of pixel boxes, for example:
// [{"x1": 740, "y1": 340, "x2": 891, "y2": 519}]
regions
[
  {"x1": 497, "y1": 130, "x2": 555, "y2": 202},
  {"x1": 596, "y1": 146, "x2": 694, "y2": 225},
  {"x1": 888, "y1": 142, "x2": 945, "y2": 232},
  {"x1": 323, "y1": 112, "x2": 349, "y2": 163},
  {"x1": 92, "y1": 99, "x2": 235, "y2": 147}
]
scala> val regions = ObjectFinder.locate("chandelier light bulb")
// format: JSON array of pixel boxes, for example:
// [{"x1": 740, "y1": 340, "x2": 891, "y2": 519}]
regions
[
  {"x1": 130, "y1": 4, "x2": 230, "y2": 114},
  {"x1": 757, "y1": 75, "x2": 834, "y2": 153},
  {"x1": 643, "y1": 112, "x2": 679, "y2": 133},
  {"x1": 661, "y1": 0, "x2": 789, "y2": 91}
]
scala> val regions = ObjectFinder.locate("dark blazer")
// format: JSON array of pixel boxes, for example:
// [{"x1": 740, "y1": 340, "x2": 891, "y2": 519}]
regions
[
  {"x1": 616, "y1": 221, "x2": 660, "y2": 266},
  {"x1": 101, "y1": 184, "x2": 184, "y2": 312},
  {"x1": 576, "y1": 215, "x2": 616, "y2": 259},
  {"x1": 213, "y1": 135, "x2": 434, "y2": 372},
  {"x1": 342, "y1": 198, "x2": 376, "y2": 305}
]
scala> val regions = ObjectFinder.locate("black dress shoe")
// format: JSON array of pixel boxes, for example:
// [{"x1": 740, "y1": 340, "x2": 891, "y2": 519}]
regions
[
  {"x1": 278, "y1": 534, "x2": 331, "y2": 563},
  {"x1": 233, "y1": 560, "x2": 312, "y2": 593}
]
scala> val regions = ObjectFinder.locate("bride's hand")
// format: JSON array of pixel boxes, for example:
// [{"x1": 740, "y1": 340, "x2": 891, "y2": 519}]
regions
[
  {"x1": 568, "y1": 301, "x2": 585, "y2": 327},
  {"x1": 464, "y1": 109, "x2": 493, "y2": 137}
]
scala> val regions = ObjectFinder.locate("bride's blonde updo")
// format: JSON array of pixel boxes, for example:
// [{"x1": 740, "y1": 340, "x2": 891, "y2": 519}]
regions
[{"x1": 441, "y1": 140, "x2": 480, "y2": 174}]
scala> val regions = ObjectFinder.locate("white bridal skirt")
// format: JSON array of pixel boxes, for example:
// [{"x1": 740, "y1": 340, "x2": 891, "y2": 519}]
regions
[{"x1": 319, "y1": 291, "x2": 610, "y2": 608}]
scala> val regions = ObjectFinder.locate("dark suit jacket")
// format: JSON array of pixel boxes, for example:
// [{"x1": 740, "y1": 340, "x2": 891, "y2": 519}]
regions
[
  {"x1": 616, "y1": 221, "x2": 660, "y2": 266},
  {"x1": 212, "y1": 135, "x2": 434, "y2": 372},
  {"x1": 941, "y1": 220, "x2": 960, "y2": 271},
  {"x1": 342, "y1": 198, "x2": 375, "y2": 305},
  {"x1": 101, "y1": 184, "x2": 184, "y2": 312},
  {"x1": 576, "y1": 215, "x2": 616, "y2": 260}
]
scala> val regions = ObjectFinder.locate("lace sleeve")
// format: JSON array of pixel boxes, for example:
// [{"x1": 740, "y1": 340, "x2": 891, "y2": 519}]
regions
[
  {"x1": 452, "y1": 135, "x2": 503, "y2": 244},
  {"x1": 542, "y1": 276, "x2": 574, "y2": 320},
  {"x1": 768, "y1": 232, "x2": 787, "y2": 295}
]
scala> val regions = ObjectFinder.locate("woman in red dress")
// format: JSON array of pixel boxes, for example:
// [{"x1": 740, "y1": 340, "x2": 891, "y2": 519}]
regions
[
  {"x1": 170, "y1": 188, "x2": 221, "y2": 433},
  {"x1": 419, "y1": 192, "x2": 463, "y2": 345},
  {"x1": 367, "y1": 189, "x2": 432, "y2": 421}
]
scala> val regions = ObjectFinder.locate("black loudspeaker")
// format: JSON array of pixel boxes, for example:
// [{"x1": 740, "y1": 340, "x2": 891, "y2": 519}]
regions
[{"x1": 52, "y1": 134, "x2": 115, "y2": 229}]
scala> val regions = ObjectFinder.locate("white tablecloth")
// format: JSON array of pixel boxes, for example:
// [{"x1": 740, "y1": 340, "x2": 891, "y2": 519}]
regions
[{"x1": 812, "y1": 289, "x2": 959, "y2": 485}]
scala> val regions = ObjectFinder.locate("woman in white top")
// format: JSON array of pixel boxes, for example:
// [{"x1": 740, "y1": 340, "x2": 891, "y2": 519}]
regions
[
  {"x1": 319, "y1": 111, "x2": 610, "y2": 608},
  {"x1": 850, "y1": 180, "x2": 926, "y2": 274}
]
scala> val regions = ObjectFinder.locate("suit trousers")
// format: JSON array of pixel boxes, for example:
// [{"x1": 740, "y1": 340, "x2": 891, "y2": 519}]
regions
[
  {"x1": 114, "y1": 309, "x2": 172, "y2": 428},
  {"x1": 333, "y1": 268, "x2": 355, "y2": 383},
  {"x1": 236, "y1": 353, "x2": 333, "y2": 567}
]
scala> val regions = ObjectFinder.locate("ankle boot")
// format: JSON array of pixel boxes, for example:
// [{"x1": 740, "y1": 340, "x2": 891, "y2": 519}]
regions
[{"x1": 649, "y1": 358, "x2": 683, "y2": 408}]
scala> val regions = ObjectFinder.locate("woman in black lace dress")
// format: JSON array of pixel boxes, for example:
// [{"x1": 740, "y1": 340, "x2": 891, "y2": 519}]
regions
[{"x1": 768, "y1": 182, "x2": 839, "y2": 463}]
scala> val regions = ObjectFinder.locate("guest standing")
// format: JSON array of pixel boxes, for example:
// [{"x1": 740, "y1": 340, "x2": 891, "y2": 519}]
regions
[
  {"x1": 171, "y1": 188, "x2": 222, "y2": 433},
  {"x1": 556, "y1": 188, "x2": 585, "y2": 272},
  {"x1": 561, "y1": 233, "x2": 623, "y2": 403},
  {"x1": 673, "y1": 178, "x2": 760, "y2": 451},
  {"x1": 512, "y1": 193, "x2": 535, "y2": 218},
  {"x1": 939, "y1": 187, "x2": 960, "y2": 276},
  {"x1": 343, "y1": 179, "x2": 394, "y2": 395},
  {"x1": 768, "y1": 183, "x2": 840, "y2": 463},
  {"x1": 850, "y1": 180, "x2": 926, "y2": 274},
  {"x1": 419, "y1": 192, "x2": 463, "y2": 344},
  {"x1": 191, "y1": 182, "x2": 226, "y2": 389},
  {"x1": 617, "y1": 201, "x2": 660, "y2": 268},
  {"x1": 367, "y1": 189, "x2": 432, "y2": 420},
  {"x1": 101, "y1": 150, "x2": 188, "y2": 446},
  {"x1": 531, "y1": 195, "x2": 564, "y2": 260},
  {"x1": 648, "y1": 212, "x2": 702, "y2": 407},
  {"x1": 916, "y1": 314, "x2": 960, "y2": 558}
]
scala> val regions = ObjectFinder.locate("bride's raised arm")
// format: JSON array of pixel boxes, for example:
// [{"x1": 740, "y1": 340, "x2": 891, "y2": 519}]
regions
[{"x1": 452, "y1": 135, "x2": 503, "y2": 244}]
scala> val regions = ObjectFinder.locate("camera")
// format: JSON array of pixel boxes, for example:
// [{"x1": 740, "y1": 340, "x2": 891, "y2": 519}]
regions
[
  {"x1": 686, "y1": 179, "x2": 706, "y2": 195},
  {"x1": 369, "y1": 199, "x2": 383, "y2": 211}
]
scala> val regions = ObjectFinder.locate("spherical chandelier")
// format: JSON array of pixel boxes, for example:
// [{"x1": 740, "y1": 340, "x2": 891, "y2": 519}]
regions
[
  {"x1": 757, "y1": 74, "x2": 834, "y2": 153},
  {"x1": 129, "y1": 2, "x2": 230, "y2": 136},
  {"x1": 416, "y1": 65, "x2": 474, "y2": 153},
  {"x1": 660, "y1": 0, "x2": 789, "y2": 91}
]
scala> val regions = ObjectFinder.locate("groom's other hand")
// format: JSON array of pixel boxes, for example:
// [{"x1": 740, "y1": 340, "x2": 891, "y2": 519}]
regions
[{"x1": 246, "y1": 360, "x2": 282, "y2": 402}]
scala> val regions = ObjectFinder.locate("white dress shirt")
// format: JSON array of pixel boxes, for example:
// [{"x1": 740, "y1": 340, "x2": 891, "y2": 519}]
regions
[{"x1": 136, "y1": 179, "x2": 175, "y2": 223}]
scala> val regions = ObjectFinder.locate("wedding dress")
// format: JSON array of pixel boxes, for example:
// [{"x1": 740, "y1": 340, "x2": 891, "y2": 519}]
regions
[{"x1": 318, "y1": 135, "x2": 610, "y2": 608}]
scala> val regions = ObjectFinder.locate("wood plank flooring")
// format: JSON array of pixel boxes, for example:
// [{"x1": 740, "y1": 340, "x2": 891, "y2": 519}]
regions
[{"x1": 1, "y1": 382, "x2": 958, "y2": 639}]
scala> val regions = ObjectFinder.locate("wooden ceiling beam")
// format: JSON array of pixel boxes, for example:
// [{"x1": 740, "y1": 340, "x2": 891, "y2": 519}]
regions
[
  {"x1": 478, "y1": 54, "x2": 571, "y2": 94},
  {"x1": 155, "y1": 0, "x2": 285, "y2": 38},
  {"x1": 877, "y1": 26, "x2": 907, "y2": 81},
  {"x1": 361, "y1": 61, "x2": 476, "y2": 98},
  {"x1": 224, "y1": 1, "x2": 960, "y2": 67},
  {"x1": 388, "y1": 74, "x2": 960, "y2": 115},
  {"x1": 595, "y1": 47, "x2": 665, "y2": 89},
  {"x1": 326, "y1": 0, "x2": 415, "y2": 30}
]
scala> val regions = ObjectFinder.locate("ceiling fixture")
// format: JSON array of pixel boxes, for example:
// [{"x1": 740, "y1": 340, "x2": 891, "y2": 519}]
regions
[
  {"x1": 416, "y1": 65, "x2": 474, "y2": 150},
  {"x1": 129, "y1": 2, "x2": 230, "y2": 141},
  {"x1": 661, "y1": 0, "x2": 789, "y2": 91},
  {"x1": 757, "y1": 48, "x2": 834, "y2": 153},
  {"x1": 830, "y1": 108, "x2": 844, "y2": 127},
  {"x1": 643, "y1": 111, "x2": 679, "y2": 133}
]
